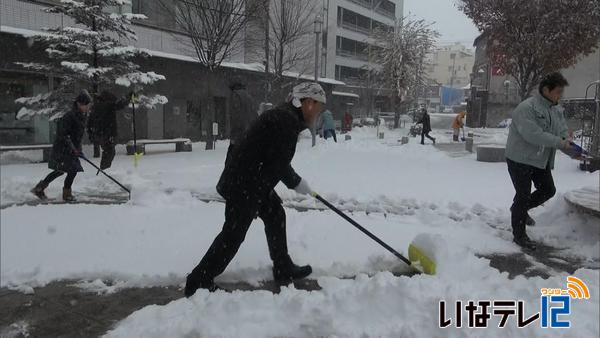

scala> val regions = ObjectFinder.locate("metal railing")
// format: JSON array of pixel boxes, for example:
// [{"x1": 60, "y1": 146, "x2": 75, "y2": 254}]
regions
[
  {"x1": 338, "y1": 20, "x2": 371, "y2": 35},
  {"x1": 336, "y1": 49, "x2": 369, "y2": 61}
]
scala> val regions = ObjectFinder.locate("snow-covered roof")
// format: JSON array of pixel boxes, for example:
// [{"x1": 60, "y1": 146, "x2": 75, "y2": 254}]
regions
[
  {"x1": 332, "y1": 91, "x2": 359, "y2": 98},
  {"x1": 141, "y1": 50, "x2": 346, "y2": 85},
  {"x1": 1, "y1": 25, "x2": 345, "y2": 86},
  {"x1": 1, "y1": 25, "x2": 52, "y2": 37}
]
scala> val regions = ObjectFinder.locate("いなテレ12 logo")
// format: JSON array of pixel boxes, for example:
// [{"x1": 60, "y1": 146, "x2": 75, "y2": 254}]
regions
[
  {"x1": 439, "y1": 276, "x2": 591, "y2": 329},
  {"x1": 540, "y1": 276, "x2": 590, "y2": 328}
]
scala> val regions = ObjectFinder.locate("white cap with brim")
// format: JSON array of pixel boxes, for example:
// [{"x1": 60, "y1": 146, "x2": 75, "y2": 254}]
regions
[{"x1": 288, "y1": 82, "x2": 326, "y2": 108}]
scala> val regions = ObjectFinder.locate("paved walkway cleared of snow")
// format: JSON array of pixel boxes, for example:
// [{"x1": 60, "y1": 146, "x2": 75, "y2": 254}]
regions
[{"x1": 1, "y1": 127, "x2": 598, "y2": 337}]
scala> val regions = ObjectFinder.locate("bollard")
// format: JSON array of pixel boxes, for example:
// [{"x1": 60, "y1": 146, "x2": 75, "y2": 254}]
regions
[{"x1": 465, "y1": 137, "x2": 474, "y2": 153}]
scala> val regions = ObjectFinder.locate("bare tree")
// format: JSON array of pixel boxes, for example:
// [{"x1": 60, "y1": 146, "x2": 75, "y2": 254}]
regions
[
  {"x1": 245, "y1": 1, "x2": 316, "y2": 81},
  {"x1": 371, "y1": 17, "x2": 439, "y2": 127},
  {"x1": 458, "y1": 0, "x2": 600, "y2": 100},
  {"x1": 161, "y1": 0, "x2": 261, "y2": 70},
  {"x1": 266, "y1": 0, "x2": 315, "y2": 78}
]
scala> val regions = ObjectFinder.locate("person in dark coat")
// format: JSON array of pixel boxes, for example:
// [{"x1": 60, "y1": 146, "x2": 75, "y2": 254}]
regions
[
  {"x1": 417, "y1": 108, "x2": 436, "y2": 145},
  {"x1": 31, "y1": 90, "x2": 92, "y2": 202},
  {"x1": 228, "y1": 79, "x2": 258, "y2": 146},
  {"x1": 184, "y1": 82, "x2": 327, "y2": 297},
  {"x1": 88, "y1": 91, "x2": 129, "y2": 169}
]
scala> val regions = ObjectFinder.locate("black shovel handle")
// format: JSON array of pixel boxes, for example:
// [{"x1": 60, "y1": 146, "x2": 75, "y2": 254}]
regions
[
  {"x1": 80, "y1": 155, "x2": 131, "y2": 198},
  {"x1": 313, "y1": 193, "x2": 412, "y2": 266}
]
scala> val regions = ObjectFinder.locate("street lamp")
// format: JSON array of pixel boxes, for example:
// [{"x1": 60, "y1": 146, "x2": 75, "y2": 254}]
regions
[{"x1": 313, "y1": 15, "x2": 323, "y2": 81}]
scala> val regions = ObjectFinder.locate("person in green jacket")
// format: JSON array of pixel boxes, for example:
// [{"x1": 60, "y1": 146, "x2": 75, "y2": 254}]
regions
[
  {"x1": 505, "y1": 72, "x2": 579, "y2": 250},
  {"x1": 319, "y1": 109, "x2": 337, "y2": 142}
]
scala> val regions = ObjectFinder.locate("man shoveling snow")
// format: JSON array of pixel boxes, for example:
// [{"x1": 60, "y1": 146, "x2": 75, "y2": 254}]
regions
[{"x1": 184, "y1": 82, "x2": 326, "y2": 297}]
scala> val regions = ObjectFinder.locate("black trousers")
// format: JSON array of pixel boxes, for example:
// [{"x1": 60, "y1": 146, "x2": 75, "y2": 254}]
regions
[
  {"x1": 43, "y1": 170, "x2": 77, "y2": 189},
  {"x1": 324, "y1": 129, "x2": 337, "y2": 142},
  {"x1": 188, "y1": 191, "x2": 291, "y2": 284},
  {"x1": 92, "y1": 137, "x2": 116, "y2": 169},
  {"x1": 507, "y1": 159, "x2": 556, "y2": 238},
  {"x1": 421, "y1": 131, "x2": 435, "y2": 144}
]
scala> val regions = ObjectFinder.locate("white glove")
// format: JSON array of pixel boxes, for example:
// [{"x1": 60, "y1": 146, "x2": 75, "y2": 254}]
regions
[{"x1": 294, "y1": 179, "x2": 313, "y2": 196}]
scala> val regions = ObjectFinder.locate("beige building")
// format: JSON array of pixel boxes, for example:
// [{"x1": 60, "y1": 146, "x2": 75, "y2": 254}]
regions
[{"x1": 426, "y1": 43, "x2": 475, "y2": 88}]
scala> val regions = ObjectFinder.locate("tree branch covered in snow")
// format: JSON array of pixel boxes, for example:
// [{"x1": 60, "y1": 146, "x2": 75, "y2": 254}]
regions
[
  {"x1": 14, "y1": 0, "x2": 166, "y2": 119},
  {"x1": 371, "y1": 17, "x2": 439, "y2": 122},
  {"x1": 458, "y1": 0, "x2": 600, "y2": 100}
]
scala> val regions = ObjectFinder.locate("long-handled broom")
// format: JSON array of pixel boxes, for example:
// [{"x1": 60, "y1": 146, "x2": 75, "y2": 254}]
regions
[{"x1": 313, "y1": 193, "x2": 437, "y2": 275}]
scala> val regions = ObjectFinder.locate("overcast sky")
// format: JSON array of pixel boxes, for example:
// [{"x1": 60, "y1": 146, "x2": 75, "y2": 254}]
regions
[{"x1": 403, "y1": 0, "x2": 480, "y2": 47}]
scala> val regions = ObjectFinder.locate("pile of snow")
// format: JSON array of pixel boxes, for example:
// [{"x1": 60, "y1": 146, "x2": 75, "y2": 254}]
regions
[
  {"x1": 1, "y1": 127, "x2": 598, "y2": 337},
  {"x1": 106, "y1": 267, "x2": 599, "y2": 338}
]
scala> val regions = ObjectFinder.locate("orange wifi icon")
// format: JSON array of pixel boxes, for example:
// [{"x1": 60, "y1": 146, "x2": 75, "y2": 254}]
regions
[{"x1": 566, "y1": 276, "x2": 590, "y2": 300}]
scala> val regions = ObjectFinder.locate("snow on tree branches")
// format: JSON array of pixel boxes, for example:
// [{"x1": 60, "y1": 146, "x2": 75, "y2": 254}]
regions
[
  {"x1": 458, "y1": 0, "x2": 600, "y2": 99},
  {"x1": 15, "y1": 0, "x2": 166, "y2": 120},
  {"x1": 371, "y1": 18, "x2": 439, "y2": 114}
]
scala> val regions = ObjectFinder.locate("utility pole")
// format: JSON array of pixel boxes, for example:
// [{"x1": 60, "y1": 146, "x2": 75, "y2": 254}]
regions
[
  {"x1": 312, "y1": 14, "x2": 323, "y2": 147},
  {"x1": 264, "y1": 0, "x2": 270, "y2": 104},
  {"x1": 450, "y1": 52, "x2": 457, "y2": 88}
]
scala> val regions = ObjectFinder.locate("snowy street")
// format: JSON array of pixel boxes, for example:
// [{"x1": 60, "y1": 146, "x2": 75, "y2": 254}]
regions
[{"x1": 1, "y1": 127, "x2": 598, "y2": 337}]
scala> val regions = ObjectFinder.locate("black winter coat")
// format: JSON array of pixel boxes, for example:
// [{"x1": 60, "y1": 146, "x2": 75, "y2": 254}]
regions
[
  {"x1": 217, "y1": 102, "x2": 306, "y2": 202},
  {"x1": 88, "y1": 92, "x2": 128, "y2": 142},
  {"x1": 48, "y1": 106, "x2": 86, "y2": 173},
  {"x1": 418, "y1": 113, "x2": 432, "y2": 133}
]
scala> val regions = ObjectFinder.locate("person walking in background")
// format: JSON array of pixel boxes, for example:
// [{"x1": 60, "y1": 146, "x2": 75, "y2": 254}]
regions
[
  {"x1": 505, "y1": 72, "x2": 580, "y2": 251},
  {"x1": 226, "y1": 78, "x2": 259, "y2": 167},
  {"x1": 88, "y1": 91, "x2": 129, "y2": 169},
  {"x1": 416, "y1": 108, "x2": 435, "y2": 145},
  {"x1": 343, "y1": 111, "x2": 353, "y2": 133},
  {"x1": 229, "y1": 78, "x2": 258, "y2": 146},
  {"x1": 452, "y1": 111, "x2": 466, "y2": 142},
  {"x1": 319, "y1": 109, "x2": 337, "y2": 142},
  {"x1": 31, "y1": 90, "x2": 92, "y2": 202}
]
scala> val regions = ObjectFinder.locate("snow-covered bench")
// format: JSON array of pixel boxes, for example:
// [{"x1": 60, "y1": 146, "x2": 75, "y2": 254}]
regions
[
  {"x1": 476, "y1": 145, "x2": 506, "y2": 163},
  {"x1": 0, "y1": 144, "x2": 52, "y2": 162},
  {"x1": 126, "y1": 138, "x2": 192, "y2": 155},
  {"x1": 564, "y1": 187, "x2": 600, "y2": 218}
]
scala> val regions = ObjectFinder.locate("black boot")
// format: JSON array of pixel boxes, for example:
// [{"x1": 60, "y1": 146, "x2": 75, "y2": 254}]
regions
[
  {"x1": 511, "y1": 206, "x2": 536, "y2": 226},
  {"x1": 184, "y1": 275, "x2": 225, "y2": 297},
  {"x1": 31, "y1": 180, "x2": 49, "y2": 200},
  {"x1": 513, "y1": 235, "x2": 536, "y2": 250},
  {"x1": 63, "y1": 188, "x2": 76, "y2": 202},
  {"x1": 273, "y1": 263, "x2": 312, "y2": 283},
  {"x1": 525, "y1": 214, "x2": 536, "y2": 226}
]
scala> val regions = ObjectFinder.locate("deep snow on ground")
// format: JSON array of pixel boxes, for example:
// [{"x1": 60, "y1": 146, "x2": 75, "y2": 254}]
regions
[{"x1": 1, "y1": 126, "x2": 599, "y2": 337}]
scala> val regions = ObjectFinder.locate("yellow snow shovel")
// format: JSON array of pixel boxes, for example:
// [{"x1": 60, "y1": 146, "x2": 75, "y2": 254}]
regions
[{"x1": 313, "y1": 193, "x2": 436, "y2": 275}]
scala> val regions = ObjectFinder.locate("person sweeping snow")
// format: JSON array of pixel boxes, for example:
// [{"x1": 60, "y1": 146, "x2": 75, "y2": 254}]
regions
[
  {"x1": 184, "y1": 82, "x2": 326, "y2": 297},
  {"x1": 319, "y1": 109, "x2": 337, "y2": 142},
  {"x1": 451, "y1": 111, "x2": 466, "y2": 142},
  {"x1": 31, "y1": 90, "x2": 92, "y2": 202},
  {"x1": 505, "y1": 72, "x2": 580, "y2": 250},
  {"x1": 88, "y1": 91, "x2": 129, "y2": 169}
]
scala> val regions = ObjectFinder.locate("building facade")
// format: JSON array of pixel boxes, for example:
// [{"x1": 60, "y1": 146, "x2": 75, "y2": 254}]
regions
[
  {"x1": 242, "y1": 0, "x2": 404, "y2": 118},
  {"x1": 0, "y1": 0, "x2": 346, "y2": 145},
  {"x1": 426, "y1": 43, "x2": 474, "y2": 89}
]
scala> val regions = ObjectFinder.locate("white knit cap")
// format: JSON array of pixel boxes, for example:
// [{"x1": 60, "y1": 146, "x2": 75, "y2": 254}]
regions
[{"x1": 288, "y1": 82, "x2": 327, "y2": 107}]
